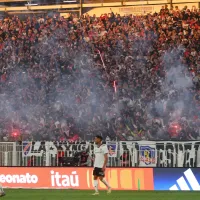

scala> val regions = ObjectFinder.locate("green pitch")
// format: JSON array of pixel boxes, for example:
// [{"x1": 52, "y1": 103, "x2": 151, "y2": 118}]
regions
[{"x1": 2, "y1": 189, "x2": 200, "y2": 200}]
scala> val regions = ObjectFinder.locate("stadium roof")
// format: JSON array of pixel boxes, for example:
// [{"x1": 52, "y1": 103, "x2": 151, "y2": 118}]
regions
[
  {"x1": 0, "y1": 0, "x2": 198, "y2": 6},
  {"x1": 0, "y1": 0, "x2": 171, "y2": 7},
  {"x1": 0, "y1": 0, "x2": 198, "y2": 13}
]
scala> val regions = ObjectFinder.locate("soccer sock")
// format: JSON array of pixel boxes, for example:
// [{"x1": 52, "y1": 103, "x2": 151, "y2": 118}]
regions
[
  {"x1": 93, "y1": 180, "x2": 98, "y2": 192},
  {"x1": 0, "y1": 184, "x2": 4, "y2": 192},
  {"x1": 101, "y1": 178, "x2": 110, "y2": 188}
]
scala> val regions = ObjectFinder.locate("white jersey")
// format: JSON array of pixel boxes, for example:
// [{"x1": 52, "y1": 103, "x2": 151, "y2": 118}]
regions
[{"x1": 94, "y1": 144, "x2": 108, "y2": 168}]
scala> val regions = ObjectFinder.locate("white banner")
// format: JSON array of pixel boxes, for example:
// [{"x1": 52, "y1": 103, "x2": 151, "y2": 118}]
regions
[
  {"x1": 20, "y1": 140, "x2": 200, "y2": 167},
  {"x1": 138, "y1": 141, "x2": 157, "y2": 167},
  {"x1": 106, "y1": 141, "x2": 118, "y2": 157},
  {"x1": 22, "y1": 141, "x2": 42, "y2": 157},
  {"x1": 22, "y1": 141, "x2": 90, "y2": 157},
  {"x1": 119, "y1": 141, "x2": 136, "y2": 166}
]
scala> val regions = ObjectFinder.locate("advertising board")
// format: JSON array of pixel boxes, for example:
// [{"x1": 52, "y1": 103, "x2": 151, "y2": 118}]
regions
[
  {"x1": 1, "y1": 167, "x2": 200, "y2": 190},
  {"x1": 0, "y1": 167, "x2": 153, "y2": 190},
  {"x1": 154, "y1": 168, "x2": 200, "y2": 191}
]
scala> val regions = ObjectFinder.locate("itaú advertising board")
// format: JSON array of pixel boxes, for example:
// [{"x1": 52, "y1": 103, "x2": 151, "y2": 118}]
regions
[{"x1": 0, "y1": 168, "x2": 153, "y2": 190}]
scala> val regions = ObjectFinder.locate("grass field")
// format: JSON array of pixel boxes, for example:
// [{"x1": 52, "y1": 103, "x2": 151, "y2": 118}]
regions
[{"x1": 2, "y1": 189, "x2": 200, "y2": 200}]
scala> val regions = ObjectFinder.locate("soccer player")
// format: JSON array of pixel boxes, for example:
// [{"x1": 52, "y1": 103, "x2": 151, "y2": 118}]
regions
[
  {"x1": 0, "y1": 184, "x2": 5, "y2": 197},
  {"x1": 92, "y1": 135, "x2": 111, "y2": 195}
]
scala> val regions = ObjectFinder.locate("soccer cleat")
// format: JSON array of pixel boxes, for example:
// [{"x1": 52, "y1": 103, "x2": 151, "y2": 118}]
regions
[
  {"x1": 92, "y1": 192, "x2": 99, "y2": 196},
  {"x1": 107, "y1": 187, "x2": 111, "y2": 194},
  {"x1": 0, "y1": 192, "x2": 6, "y2": 197}
]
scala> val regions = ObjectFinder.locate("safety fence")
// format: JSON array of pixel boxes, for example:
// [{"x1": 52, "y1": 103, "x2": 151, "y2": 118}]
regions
[{"x1": 0, "y1": 141, "x2": 200, "y2": 167}]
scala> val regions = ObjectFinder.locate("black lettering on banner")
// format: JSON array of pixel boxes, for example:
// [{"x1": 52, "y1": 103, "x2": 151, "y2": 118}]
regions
[
  {"x1": 120, "y1": 141, "x2": 128, "y2": 151},
  {"x1": 156, "y1": 142, "x2": 176, "y2": 167},
  {"x1": 22, "y1": 141, "x2": 200, "y2": 167},
  {"x1": 30, "y1": 141, "x2": 46, "y2": 153},
  {"x1": 155, "y1": 141, "x2": 200, "y2": 167},
  {"x1": 55, "y1": 141, "x2": 91, "y2": 157},
  {"x1": 38, "y1": 141, "x2": 46, "y2": 153},
  {"x1": 31, "y1": 141, "x2": 36, "y2": 152}
]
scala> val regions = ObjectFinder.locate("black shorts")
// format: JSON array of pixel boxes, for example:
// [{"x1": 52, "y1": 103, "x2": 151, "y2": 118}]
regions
[{"x1": 93, "y1": 167, "x2": 105, "y2": 177}]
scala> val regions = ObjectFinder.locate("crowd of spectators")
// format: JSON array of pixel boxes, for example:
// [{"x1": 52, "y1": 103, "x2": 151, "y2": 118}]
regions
[{"x1": 0, "y1": 5, "x2": 200, "y2": 142}]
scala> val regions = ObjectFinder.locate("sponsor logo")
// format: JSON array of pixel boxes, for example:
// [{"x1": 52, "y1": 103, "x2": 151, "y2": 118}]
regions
[
  {"x1": 0, "y1": 173, "x2": 38, "y2": 184},
  {"x1": 140, "y1": 146, "x2": 156, "y2": 165},
  {"x1": 169, "y1": 169, "x2": 200, "y2": 191},
  {"x1": 107, "y1": 144, "x2": 117, "y2": 157},
  {"x1": 86, "y1": 168, "x2": 153, "y2": 190},
  {"x1": 23, "y1": 142, "x2": 32, "y2": 156},
  {"x1": 50, "y1": 170, "x2": 79, "y2": 187},
  {"x1": 106, "y1": 142, "x2": 118, "y2": 157}
]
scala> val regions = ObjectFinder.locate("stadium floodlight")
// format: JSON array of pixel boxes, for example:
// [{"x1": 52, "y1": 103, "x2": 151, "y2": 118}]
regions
[
  {"x1": 25, "y1": 1, "x2": 38, "y2": 6},
  {"x1": 25, "y1": 3, "x2": 38, "y2": 6},
  {"x1": 63, "y1": 0, "x2": 77, "y2": 3}
]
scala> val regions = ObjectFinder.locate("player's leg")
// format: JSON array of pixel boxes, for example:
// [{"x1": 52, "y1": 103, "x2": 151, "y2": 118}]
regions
[
  {"x1": 0, "y1": 184, "x2": 5, "y2": 197},
  {"x1": 92, "y1": 168, "x2": 99, "y2": 195},
  {"x1": 0, "y1": 184, "x2": 4, "y2": 192},
  {"x1": 99, "y1": 170, "x2": 111, "y2": 194}
]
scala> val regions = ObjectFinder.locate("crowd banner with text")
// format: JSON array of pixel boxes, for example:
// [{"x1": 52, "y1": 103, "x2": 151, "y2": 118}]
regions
[
  {"x1": 86, "y1": 3, "x2": 198, "y2": 17},
  {"x1": 119, "y1": 141, "x2": 137, "y2": 167},
  {"x1": 18, "y1": 141, "x2": 200, "y2": 167},
  {"x1": 22, "y1": 141, "x2": 91, "y2": 157},
  {"x1": 138, "y1": 141, "x2": 157, "y2": 167},
  {"x1": 0, "y1": 167, "x2": 154, "y2": 190}
]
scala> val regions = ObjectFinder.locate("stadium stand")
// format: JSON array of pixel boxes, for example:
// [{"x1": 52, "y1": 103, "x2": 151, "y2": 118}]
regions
[{"x1": 0, "y1": 3, "x2": 200, "y2": 143}]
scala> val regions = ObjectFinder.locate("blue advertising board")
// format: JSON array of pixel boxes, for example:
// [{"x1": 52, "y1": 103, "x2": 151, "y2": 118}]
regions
[{"x1": 153, "y1": 168, "x2": 200, "y2": 191}]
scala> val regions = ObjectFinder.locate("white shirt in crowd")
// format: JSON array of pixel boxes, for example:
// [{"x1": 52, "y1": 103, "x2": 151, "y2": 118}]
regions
[{"x1": 94, "y1": 144, "x2": 108, "y2": 168}]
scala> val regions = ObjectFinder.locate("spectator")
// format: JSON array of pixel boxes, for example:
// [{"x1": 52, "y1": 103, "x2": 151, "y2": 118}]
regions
[
  {"x1": 57, "y1": 146, "x2": 65, "y2": 166},
  {"x1": 120, "y1": 151, "x2": 132, "y2": 167},
  {"x1": 27, "y1": 156, "x2": 37, "y2": 166},
  {"x1": 0, "y1": 7, "x2": 199, "y2": 142},
  {"x1": 80, "y1": 148, "x2": 90, "y2": 166}
]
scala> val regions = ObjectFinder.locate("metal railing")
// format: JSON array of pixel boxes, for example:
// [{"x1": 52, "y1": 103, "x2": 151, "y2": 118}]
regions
[
  {"x1": 0, "y1": 149, "x2": 199, "y2": 167},
  {"x1": 1, "y1": 141, "x2": 200, "y2": 167}
]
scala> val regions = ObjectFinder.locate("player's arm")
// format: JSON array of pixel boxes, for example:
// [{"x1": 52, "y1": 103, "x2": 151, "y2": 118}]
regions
[
  {"x1": 103, "y1": 145, "x2": 109, "y2": 171},
  {"x1": 92, "y1": 154, "x2": 95, "y2": 163},
  {"x1": 103, "y1": 153, "x2": 108, "y2": 171}
]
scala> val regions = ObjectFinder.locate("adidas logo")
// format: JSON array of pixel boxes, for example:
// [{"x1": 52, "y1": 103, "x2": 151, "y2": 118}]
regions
[{"x1": 169, "y1": 168, "x2": 200, "y2": 191}]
